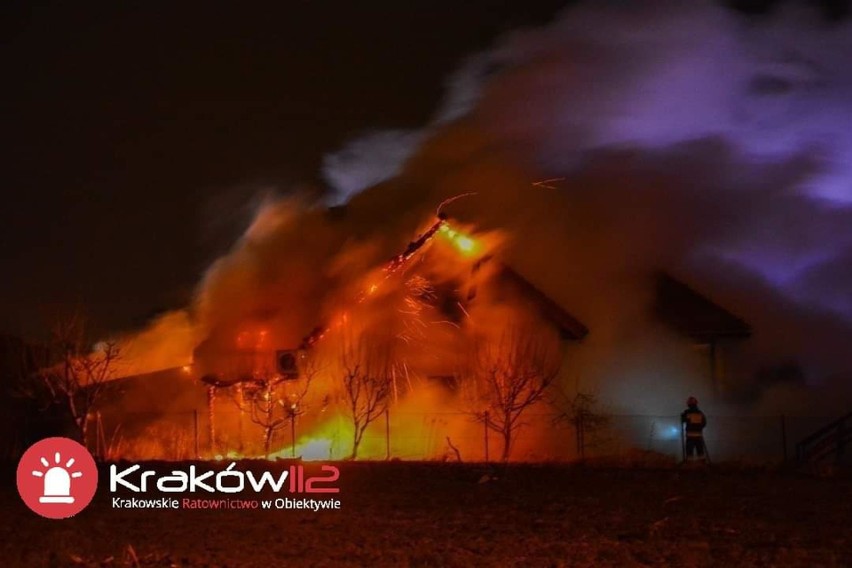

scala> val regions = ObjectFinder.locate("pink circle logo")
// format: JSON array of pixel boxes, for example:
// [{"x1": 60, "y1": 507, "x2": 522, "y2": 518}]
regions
[{"x1": 16, "y1": 437, "x2": 98, "y2": 519}]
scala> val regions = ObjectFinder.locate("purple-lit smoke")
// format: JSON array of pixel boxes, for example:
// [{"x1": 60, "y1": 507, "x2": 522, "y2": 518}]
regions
[{"x1": 324, "y1": 0, "x2": 852, "y2": 329}]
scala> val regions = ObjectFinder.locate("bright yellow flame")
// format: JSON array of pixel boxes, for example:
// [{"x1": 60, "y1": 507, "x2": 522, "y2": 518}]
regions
[
  {"x1": 270, "y1": 417, "x2": 355, "y2": 461},
  {"x1": 266, "y1": 433, "x2": 343, "y2": 461},
  {"x1": 213, "y1": 451, "x2": 244, "y2": 461},
  {"x1": 439, "y1": 224, "x2": 480, "y2": 257}
]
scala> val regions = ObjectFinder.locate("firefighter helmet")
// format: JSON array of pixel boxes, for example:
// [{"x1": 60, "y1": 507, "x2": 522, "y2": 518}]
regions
[{"x1": 687, "y1": 396, "x2": 698, "y2": 407}]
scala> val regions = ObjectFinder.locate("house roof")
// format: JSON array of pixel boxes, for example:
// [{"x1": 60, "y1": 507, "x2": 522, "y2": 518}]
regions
[
  {"x1": 492, "y1": 268, "x2": 751, "y2": 344},
  {"x1": 653, "y1": 272, "x2": 751, "y2": 342},
  {"x1": 497, "y1": 265, "x2": 590, "y2": 341}
]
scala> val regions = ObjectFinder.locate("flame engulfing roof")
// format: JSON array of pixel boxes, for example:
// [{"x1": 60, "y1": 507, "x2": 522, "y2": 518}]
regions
[{"x1": 653, "y1": 272, "x2": 751, "y2": 342}]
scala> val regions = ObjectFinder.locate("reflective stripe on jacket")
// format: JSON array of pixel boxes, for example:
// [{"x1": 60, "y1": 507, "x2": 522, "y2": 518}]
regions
[{"x1": 681, "y1": 408, "x2": 706, "y2": 436}]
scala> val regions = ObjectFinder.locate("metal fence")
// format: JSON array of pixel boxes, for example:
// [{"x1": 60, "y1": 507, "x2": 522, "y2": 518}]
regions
[
  {"x1": 5, "y1": 409, "x2": 827, "y2": 464},
  {"x1": 351, "y1": 412, "x2": 831, "y2": 464}
]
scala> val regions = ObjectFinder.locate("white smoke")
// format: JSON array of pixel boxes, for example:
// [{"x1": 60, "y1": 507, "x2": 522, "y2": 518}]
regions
[
  {"x1": 321, "y1": 51, "x2": 501, "y2": 203},
  {"x1": 322, "y1": 130, "x2": 425, "y2": 205},
  {"x1": 323, "y1": 0, "x2": 852, "y2": 326}
]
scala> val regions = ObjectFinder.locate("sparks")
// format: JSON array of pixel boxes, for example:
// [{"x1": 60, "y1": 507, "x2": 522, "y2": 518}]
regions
[
  {"x1": 436, "y1": 192, "x2": 477, "y2": 216},
  {"x1": 532, "y1": 177, "x2": 566, "y2": 189}
]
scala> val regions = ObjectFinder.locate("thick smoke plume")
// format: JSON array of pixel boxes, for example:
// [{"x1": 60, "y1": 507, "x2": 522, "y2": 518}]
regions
[
  {"x1": 126, "y1": 0, "x2": 852, "y2": 445},
  {"x1": 320, "y1": 0, "x2": 852, "y2": 410}
]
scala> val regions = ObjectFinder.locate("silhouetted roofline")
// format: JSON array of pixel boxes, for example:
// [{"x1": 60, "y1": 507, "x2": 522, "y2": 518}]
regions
[
  {"x1": 653, "y1": 272, "x2": 751, "y2": 342},
  {"x1": 498, "y1": 265, "x2": 589, "y2": 341}
]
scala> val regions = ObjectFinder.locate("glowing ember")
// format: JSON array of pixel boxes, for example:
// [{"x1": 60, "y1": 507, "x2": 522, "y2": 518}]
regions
[{"x1": 299, "y1": 215, "x2": 482, "y2": 349}]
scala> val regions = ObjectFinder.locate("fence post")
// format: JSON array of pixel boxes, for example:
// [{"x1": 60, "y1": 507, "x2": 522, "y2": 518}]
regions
[
  {"x1": 207, "y1": 386, "x2": 216, "y2": 455},
  {"x1": 94, "y1": 411, "x2": 102, "y2": 460},
  {"x1": 100, "y1": 412, "x2": 108, "y2": 460},
  {"x1": 780, "y1": 414, "x2": 788, "y2": 462},
  {"x1": 193, "y1": 409, "x2": 200, "y2": 459},
  {"x1": 237, "y1": 385, "x2": 245, "y2": 453},
  {"x1": 385, "y1": 407, "x2": 390, "y2": 460},
  {"x1": 575, "y1": 415, "x2": 580, "y2": 459},
  {"x1": 291, "y1": 416, "x2": 297, "y2": 458},
  {"x1": 484, "y1": 411, "x2": 490, "y2": 463}
]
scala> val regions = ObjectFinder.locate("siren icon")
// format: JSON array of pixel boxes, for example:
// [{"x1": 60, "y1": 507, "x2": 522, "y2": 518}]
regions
[
  {"x1": 32, "y1": 451, "x2": 82, "y2": 503},
  {"x1": 17, "y1": 437, "x2": 97, "y2": 519}
]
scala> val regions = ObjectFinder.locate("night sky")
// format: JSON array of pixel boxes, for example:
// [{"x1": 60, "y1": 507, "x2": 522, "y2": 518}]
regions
[{"x1": 1, "y1": 0, "x2": 846, "y2": 338}]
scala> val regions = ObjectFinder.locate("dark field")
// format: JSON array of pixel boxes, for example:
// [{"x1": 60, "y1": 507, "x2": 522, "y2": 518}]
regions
[{"x1": 2, "y1": 461, "x2": 850, "y2": 567}]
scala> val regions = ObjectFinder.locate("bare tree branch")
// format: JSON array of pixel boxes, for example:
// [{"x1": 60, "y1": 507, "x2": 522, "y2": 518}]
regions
[
  {"x1": 234, "y1": 353, "x2": 319, "y2": 458},
  {"x1": 32, "y1": 311, "x2": 121, "y2": 451},
  {"x1": 339, "y1": 332, "x2": 392, "y2": 459},
  {"x1": 462, "y1": 321, "x2": 562, "y2": 461}
]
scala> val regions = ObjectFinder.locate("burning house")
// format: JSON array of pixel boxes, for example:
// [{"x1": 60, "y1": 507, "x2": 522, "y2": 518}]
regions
[{"x1": 96, "y1": 208, "x2": 752, "y2": 463}]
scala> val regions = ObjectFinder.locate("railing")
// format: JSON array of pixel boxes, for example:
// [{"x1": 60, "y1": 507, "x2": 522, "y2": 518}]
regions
[{"x1": 796, "y1": 411, "x2": 852, "y2": 463}]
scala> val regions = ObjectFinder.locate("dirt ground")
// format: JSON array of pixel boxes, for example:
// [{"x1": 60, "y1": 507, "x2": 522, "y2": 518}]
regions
[{"x1": 1, "y1": 461, "x2": 850, "y2": 567}]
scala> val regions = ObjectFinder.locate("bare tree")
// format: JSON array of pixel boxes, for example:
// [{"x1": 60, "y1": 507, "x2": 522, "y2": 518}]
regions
[
  {"x1": 236, "y1": 355, "x2": 317, "y2": 458},
  {"x1": 2, "y1": 334, "x2": 53, "y2": 458},
  {"x1": 552, "y1": 387, "x2": 610, "y2": 460},
  {"x1": 244, "y1": 377, "x2": 286, "y2": 458},
  {"x1": 5, "y1": 335, "x2": 50, "y2": 404},
  {"x1": 463, "y1": 323, "x2": 562, "y2": 461},
  {"x1": 339, "y1": 334, "x2": 392, "y2": 460},
  {"x1": 35, "y1": 311, "x2": 122, "y2": 447}
]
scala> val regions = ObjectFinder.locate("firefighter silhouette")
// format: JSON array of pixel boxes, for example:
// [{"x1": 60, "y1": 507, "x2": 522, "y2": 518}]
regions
[{"x1": 681, "y1": 396, "x2": 708, "y2": 462}]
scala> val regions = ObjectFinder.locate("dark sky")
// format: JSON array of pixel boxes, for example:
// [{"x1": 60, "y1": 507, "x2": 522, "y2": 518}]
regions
[
  {"x1": 2, "y1": 1, "x2": 573, "y2": 337},
  {"x1": 1, "y1": 0, "x2": 846, "y2": 338}
]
